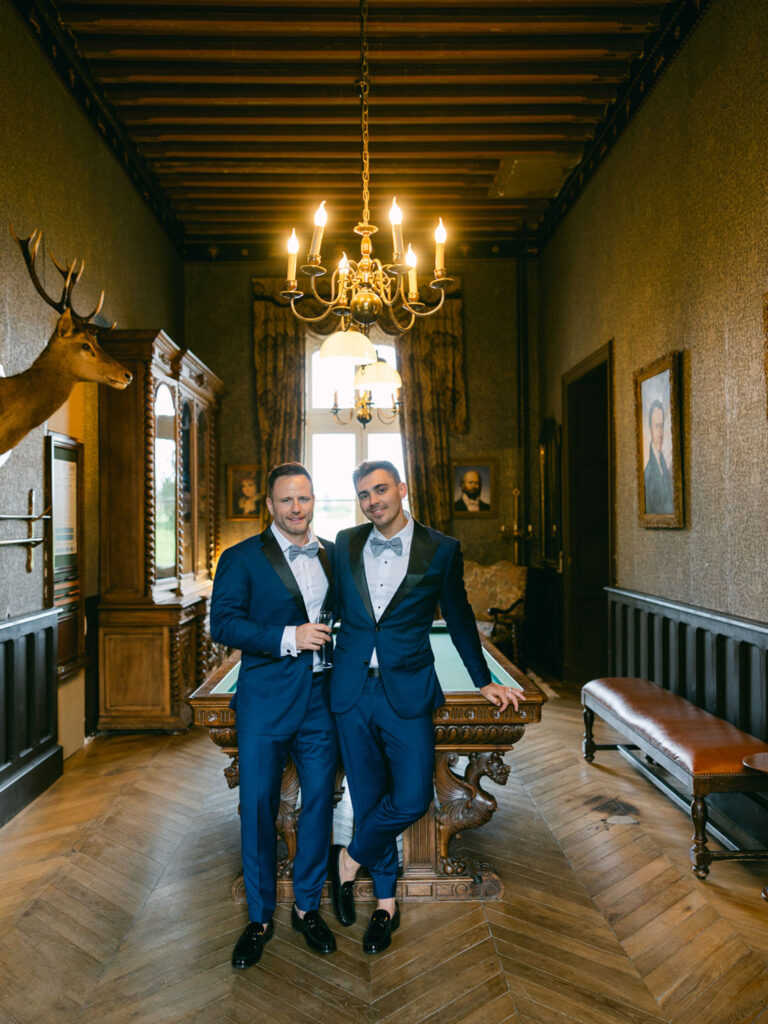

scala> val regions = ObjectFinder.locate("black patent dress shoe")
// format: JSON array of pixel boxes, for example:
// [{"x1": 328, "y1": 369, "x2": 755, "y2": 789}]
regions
[
  {"x1": 232, "y1": 920, "x2": 274, "y2": 969},
  {"x1": 291, "y1": 907, "x2": 337, "y2": 954},
  {"x1": 329, "y1": 844, "x2": 356, "y2": 926},
  {"x1": 362, "y1": 906, "x2": 400, "y2": 954}
]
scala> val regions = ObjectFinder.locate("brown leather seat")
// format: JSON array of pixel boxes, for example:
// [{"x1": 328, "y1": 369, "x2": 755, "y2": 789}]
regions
[{"x1": 582, "y1": 677, "x2": 768, "y2": 778}]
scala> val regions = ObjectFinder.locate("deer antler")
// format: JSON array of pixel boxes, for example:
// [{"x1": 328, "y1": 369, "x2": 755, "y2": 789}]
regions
[{"x1": 10, "y1": 223, "x2": 106, "y2": 324}]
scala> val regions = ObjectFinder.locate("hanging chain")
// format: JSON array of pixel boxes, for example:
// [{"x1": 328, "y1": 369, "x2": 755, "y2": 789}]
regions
[{"x1": 358, "y1": 0, "x2": 370, "y2": 226}]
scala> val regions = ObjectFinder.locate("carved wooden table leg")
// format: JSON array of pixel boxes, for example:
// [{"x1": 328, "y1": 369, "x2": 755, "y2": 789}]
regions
[
  {"x1": 432, "y1": 750, "x2": 512, "y2": 897},
  {"x1": 276, "y1": 758, "x2": 300, "y2": 878}
]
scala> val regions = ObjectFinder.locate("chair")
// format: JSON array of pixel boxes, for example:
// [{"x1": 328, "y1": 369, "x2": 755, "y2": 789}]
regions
[{"x1": 462, "y1": 560, "x2": 527, "y2": 666}]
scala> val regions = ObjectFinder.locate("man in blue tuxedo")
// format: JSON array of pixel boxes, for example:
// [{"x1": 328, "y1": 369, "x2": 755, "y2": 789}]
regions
[
  {"x1": 329, "y1": 460, "x2": 519, "y2": 953},
  {"x1": 210, "y1": 463, "x2": 338, "y2": 968}
]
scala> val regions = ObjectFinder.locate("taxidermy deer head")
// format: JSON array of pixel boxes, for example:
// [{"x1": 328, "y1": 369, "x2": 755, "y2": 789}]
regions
[{"x1": 0, "y1": 226, "x2": 133, "y2": 456}]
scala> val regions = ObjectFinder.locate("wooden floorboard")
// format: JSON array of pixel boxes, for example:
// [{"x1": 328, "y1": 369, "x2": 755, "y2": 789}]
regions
[{"x1": 1, "y1": 684, "x2": 767, "y2": 1023}]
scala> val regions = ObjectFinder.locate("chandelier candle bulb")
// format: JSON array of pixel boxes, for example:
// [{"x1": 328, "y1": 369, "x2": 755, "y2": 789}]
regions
[
  {"x1": 434, "y1": 218, "x2": 447, "y2": 274},
  {"x1": 406, "y1": 244, "x2": 418, "y2": 297},
  {"x1": 309, "y1": 201, "x2": 327, "y2": 259},
  {"x1": 286, "y1": 229, "x2": 299, "y2": 281},
  {"x1": 389, "y1": 198, "x2": 404, "y2": 260},
  {"x1": 338, "y1": 252, "x2": 348, "y2": 295}
]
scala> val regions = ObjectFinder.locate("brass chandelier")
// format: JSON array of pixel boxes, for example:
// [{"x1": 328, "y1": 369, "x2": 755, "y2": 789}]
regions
[{"x1": 280, "y1": 0, "x2": 453, "y2": 339}]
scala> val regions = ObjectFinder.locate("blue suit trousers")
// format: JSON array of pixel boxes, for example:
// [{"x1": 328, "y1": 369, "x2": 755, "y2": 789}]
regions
[
  {"x1": 337, "y1": 675, "x2": 435, "y2": 898},
  {"x1": 237, "y1": 675, "x2": 337, "y2": 923}
]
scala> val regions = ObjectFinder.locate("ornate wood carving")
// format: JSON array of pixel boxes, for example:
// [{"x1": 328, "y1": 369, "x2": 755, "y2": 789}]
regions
[
  {"x1": 190, "y1": 643, "x2": 546, "y2": 902},
  {"x1": 434, "y1": 751, "x2": 511, "y2": 875},
  {"x1": 143, "y1": 367, "x2": 157, "y2": 596},
  {"x1": 276, "y1": 758, "x2": 300, "y2": 878}
]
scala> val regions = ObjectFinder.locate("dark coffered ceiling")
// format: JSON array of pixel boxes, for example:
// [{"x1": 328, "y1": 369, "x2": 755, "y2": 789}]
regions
[{"x1": 14, "y1": 0, "x2": 709, "y2": 259}]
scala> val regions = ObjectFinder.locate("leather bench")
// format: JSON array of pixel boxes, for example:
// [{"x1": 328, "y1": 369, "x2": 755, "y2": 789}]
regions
[{"x1": 581, "y1": 677, "x2": 768, "y2": 878}]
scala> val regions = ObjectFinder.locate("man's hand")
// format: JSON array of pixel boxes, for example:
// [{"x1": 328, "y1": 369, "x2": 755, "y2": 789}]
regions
[
  {"x1": 295, "y1": 622, "x2": 332, "y2": 651},
  {"x1": 480, "y1": 682, "x2": 520, "y2": 712}
]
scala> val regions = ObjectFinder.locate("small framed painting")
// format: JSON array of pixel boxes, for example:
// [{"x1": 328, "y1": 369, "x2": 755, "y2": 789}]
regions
[
  {"x1": 451, "y1": 459, "x2": 497, "y2": 517},
  {"x1": 634, "y1": 353, "x2": 684, "y2": 528},
  {"x1": 226, "y1": 464, "x2": 262, "y2": 520}
]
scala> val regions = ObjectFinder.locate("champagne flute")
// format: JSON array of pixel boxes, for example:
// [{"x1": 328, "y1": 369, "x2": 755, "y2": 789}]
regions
[{"x1": 317, "y1": 608, "x2": 334, "y2": 669}]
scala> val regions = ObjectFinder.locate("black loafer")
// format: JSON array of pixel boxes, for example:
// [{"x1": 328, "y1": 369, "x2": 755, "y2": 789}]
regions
[
  {"x1": 232, "y1": 920, "x2": 274, "y2": 968},
  {"x1": 329, "y1": 844, "x2": 356, "y2": 926},
  {"x1": 362, "y1": 906, "x2": 400, "y2": 954},
  {"x1": 291, "y1": 907, "x2": 337, "y2": 954}
]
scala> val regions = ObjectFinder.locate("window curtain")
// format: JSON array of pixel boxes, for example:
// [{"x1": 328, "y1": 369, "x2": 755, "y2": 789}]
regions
[
  {"x1": 252, "y1": 281, "x2": 305, "y2": 513},
  {"x1": 397, "y1": 290, "x2": 467, "y2": 533}
]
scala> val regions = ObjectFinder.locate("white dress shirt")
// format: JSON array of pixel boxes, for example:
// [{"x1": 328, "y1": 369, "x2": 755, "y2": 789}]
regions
[
  {"x1": 272, "y1": 523, "x2": 329, "y2": 667},
  {"x1": 364, "y1": 515, "x2": 414, "y2": 668}
]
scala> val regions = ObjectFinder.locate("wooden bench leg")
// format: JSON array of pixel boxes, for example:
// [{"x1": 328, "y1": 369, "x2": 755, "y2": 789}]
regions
[
  {"x1": 582, "y1": 706, "x2": 596, "y2": 763},
  {"x1": 690, "y1": 795, "x2": 712, "y2": 878}
]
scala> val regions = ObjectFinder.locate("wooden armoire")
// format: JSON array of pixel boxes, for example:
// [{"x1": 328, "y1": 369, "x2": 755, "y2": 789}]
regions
[{"x1": 97, "y1": 329, "x2": 225, "y2": 730}]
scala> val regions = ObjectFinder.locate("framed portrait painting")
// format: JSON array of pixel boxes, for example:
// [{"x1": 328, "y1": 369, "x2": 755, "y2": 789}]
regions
[
  {"x1": 451, "y1": 459, "x2": 497, "y2": 517},
  {"x1": 634, "y1": 353, "x2": 683, "y2": 528},
  {"x1": 226, "y1": 464, "x2": 262, "y2": 521}
]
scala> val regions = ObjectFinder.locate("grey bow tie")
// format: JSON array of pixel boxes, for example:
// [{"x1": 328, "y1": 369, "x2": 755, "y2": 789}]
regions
[
  {"x1": 370, "y1": 536, "x2": 403, "y2": 557},
  {"x1": 288, "y1": 541, "x2": 320, "y2": 561}
]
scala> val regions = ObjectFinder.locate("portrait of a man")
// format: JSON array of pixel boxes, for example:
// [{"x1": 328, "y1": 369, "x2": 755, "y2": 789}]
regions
[
  {"x1": 643, "y1": 399, "x2": 673, "y2": 514},
  {"x1": 451, "y1": 461, "x2": 495, "y2": 516},
  {"x1": 635, "y1": 354, "x2": 683, "y2": 527}
]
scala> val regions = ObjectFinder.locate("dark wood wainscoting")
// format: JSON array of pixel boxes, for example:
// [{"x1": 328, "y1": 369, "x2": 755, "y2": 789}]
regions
[
  {"x1": 607, "y1": 586, "x2": 768, "y2": 843},
  {"x1": 0, "y1": 609, "x2": 62, "y2": 828}
]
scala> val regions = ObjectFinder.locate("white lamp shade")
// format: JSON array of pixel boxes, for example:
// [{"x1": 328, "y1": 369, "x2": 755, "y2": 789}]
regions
[
  {"x1": 354, "y1": 359, "x2": 402, "y2": 403},
  {"x1": 319, "y1": 329, "x2": 376, "y2": 366}
]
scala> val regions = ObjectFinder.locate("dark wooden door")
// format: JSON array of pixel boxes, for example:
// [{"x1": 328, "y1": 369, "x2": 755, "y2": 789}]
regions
[{"x1": 562, "y1": 349, "x2": 613, "y2": 684}]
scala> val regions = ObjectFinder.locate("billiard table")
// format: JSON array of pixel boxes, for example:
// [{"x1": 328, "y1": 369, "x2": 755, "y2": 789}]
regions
[{"x1": 189, "y1": 623, "x2": 545, "y2": 902}]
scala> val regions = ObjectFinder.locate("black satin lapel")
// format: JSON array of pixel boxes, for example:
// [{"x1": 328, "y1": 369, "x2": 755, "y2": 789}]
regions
[
  {"x1": 317, "y1": 543, "x2": 333, "y2": 590},
  {"x1": 260, "y1": 530, "x2": 309, "y2": 620},
  {"x1": 379, "y1": 520, "x2": 438, "y2": 623},
  {"x1": 349, "y1": 524, "x2": 376, "y2": 622}
]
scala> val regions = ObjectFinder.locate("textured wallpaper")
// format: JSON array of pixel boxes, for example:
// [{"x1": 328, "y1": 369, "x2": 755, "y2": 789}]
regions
[
  {"x1": 0, "y1": 2, "x2": 184, "y2": 618},
  {"x1": 535, "y1": 0, "x2": 768, "y2": 621}
]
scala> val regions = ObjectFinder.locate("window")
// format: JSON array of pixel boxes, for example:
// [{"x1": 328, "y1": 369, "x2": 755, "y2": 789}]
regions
[{"x1": 306, "y1": 331, "x2": 406, "y2": 538}]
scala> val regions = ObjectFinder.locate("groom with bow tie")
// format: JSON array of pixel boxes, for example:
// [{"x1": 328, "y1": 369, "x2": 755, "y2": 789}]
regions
[
  {"x1": 210, "y1": 463, "x2": 338, "y2": 969},
  {"x1": 329, "y1": 460, "x2": 519, "y2": 954}
]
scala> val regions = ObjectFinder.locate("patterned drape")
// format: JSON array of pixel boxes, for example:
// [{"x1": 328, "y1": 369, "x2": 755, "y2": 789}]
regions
[
  {"x1": 252, "y1": 281, "x2": 305, "y2": 514},
  {"x1": 397, "y1": 291, "x2": 467, "y2": 533}
]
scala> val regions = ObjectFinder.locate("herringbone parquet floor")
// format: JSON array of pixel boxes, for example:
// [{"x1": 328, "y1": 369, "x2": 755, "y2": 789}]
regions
[{"x1": 1, "y1": 682, "x2": 767, "y2": 1024}]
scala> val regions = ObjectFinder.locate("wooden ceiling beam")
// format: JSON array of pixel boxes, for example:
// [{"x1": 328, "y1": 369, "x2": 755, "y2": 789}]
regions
[
  {"x1": 105, "y1": 82, "x2": 618, "y2": 104},
  {"x1": 170, "y1": 197, "x2": 549, "y2": 212},
  {"x1": 139, "y1": 140, "x2": 585, "y2": 158},
  {"x1": 90, "y1": 60, "x2": 631, "y2": 84},
  {"x1": 60, "y1": 5, "x2": 663, "y2": 35},
  {"x1": 150, "y1": 160, "x2": 501, "y2": 175},
  {"x1": 119, "y1": 104, "x2": 605, "y2": 126},
  {"x1": 60, "y1": 0, "x2": 667, "y2": 9},
  {"x1": 77, "y1": 35, "x2": 646, "y2": 60},
  {"x1": 132, "y1": 123, "x2": 592, "y2": 142}
]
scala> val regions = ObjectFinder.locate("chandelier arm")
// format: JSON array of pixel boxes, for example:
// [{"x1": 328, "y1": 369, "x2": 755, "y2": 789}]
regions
[
  {"x1": 288, "y1": 297, "x2": 336, "y2": 325},
  {"x1": 402, "y1": 287, "x2": 447, "y2": 318},
  {"x1": 375, "y1": 409, "x2": 398, "y2": 425},
  {"x1": 332, "y1": 408, "x2": 356, "y2": 425},
  {"x1": 307, "y1": 275, "x2": 339, "y2": 310},
  {"x1": 386, "y1": 303, "x2": 415, "y2": 333}
]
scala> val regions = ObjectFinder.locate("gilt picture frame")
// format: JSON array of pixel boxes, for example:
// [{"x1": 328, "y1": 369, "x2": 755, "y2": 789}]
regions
[
  {"x1": 634, "y1": 353, "x2": 683, "y2": 528},
  {"x1": 451, "y1": 459, "x2": 497, "y2": 518},
  {"x1": 226, "y1": 464, "x2": 262, "y2": 521}
]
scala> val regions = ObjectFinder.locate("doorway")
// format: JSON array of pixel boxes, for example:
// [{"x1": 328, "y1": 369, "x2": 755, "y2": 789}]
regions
[{"x1": 561, "y1": 343, "x2": 614, "y2": 684}]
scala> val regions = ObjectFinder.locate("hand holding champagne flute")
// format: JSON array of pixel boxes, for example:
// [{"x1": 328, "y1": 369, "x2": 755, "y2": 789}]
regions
[{"x1": 317, "y1": 608, "x2": 334, "y2": 669}]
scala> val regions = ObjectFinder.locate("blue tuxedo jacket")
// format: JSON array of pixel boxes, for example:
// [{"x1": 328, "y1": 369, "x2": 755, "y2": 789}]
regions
[
  {"x1": 209, "y1": 530, "x2": 334, "y2": 737},
  {"x1": 331, "y1": 520, "x2": 491, "y2": 719}
]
